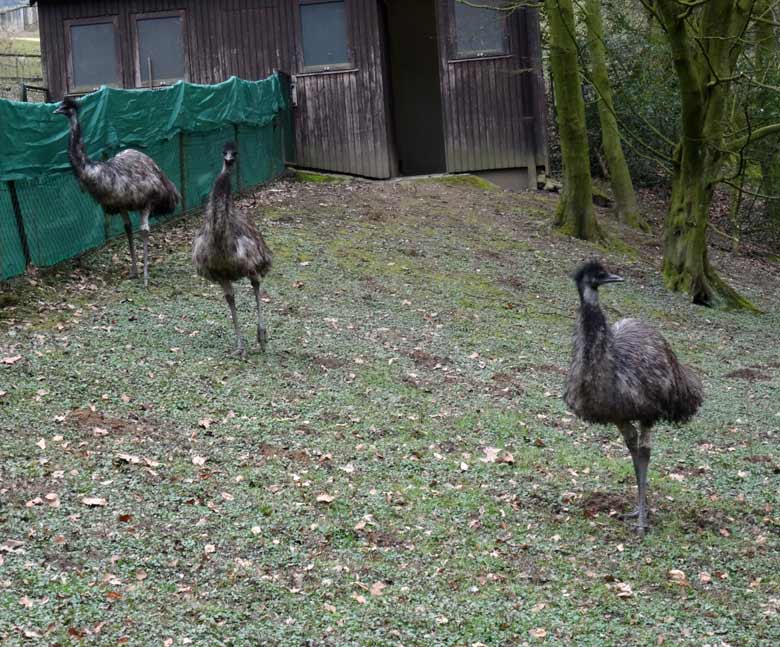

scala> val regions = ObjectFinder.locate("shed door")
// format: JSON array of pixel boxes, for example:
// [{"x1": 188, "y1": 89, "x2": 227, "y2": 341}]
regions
[{"x1": 385, "y1": 0, "x2": 446, "y2": 175}]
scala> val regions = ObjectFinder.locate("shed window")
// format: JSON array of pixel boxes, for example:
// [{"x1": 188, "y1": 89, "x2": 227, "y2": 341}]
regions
[
  {"x1": 299, "y1": 0, "x2": 350, "y2": 71},
  {"x1": 67, "y1": 19, "x2": 121, "y2": 92},
  {"x1": 133, "y1": 12, "x2": 187, "y2": 87},
  {"x1": 453, "y1": 0, "x2": 509, "y2": 58}
]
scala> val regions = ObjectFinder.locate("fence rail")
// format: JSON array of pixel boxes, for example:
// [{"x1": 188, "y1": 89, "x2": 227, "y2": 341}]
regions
[{"x1": 0, "y1": 52, "x2": 43, "y2": 101}]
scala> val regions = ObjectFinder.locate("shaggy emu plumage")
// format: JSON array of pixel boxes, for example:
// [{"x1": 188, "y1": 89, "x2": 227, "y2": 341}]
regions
[
  {"x1": 54, "y1": 96, "x2": 181, "y2": 287},
  {"x1": 564, "y1": 261, "x2": 703, "y2": 535},
  {"x1": 192, "y1": 142, "x2": 272, "y2": 357}
]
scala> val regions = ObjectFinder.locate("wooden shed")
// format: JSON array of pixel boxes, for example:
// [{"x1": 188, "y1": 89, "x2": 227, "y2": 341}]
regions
[{"x1": 33, "y1": 0, "x2": 547, "y2": 187}]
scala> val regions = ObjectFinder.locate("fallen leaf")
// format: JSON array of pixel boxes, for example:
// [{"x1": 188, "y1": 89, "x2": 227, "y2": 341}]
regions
[
  {"x1": 93, "y1": 426, "x2": 108, "y2": 437},
  {"x1": 19, "y1": 595, "x2": 34, "y2": 608},
  {"x1": 221, "y1": 492, "x2": 234, "y2": 501},
  {"x1": 615, "y1": 582, "x2": 633, "y2": 597},
  {"x1": 136, "y1": 570, "x2": 148, "y2": 581},
  {"x1": 36, "y1": 438, "x2": 46, "y2": 450},
  {"x1": 323, "y1": 603, "x2": 337, "y2": 613},
  {"x1": 529, "y1": 627, "x2": 547, "y2": 639},
  {"x1": 668, "y1": 569, "x2": 688, "y2": 585},
  {"x1": 698, "y1": 571, "x2": 712, "y2": 584},
  {"x1": 460, "y1": 462, "x2": 469, "y2": 471},
  {"x1": 192, "y1": 456, "x2": 206, "y2": 466},
  {"x1": 118, "y1": 453, "x2": 141, "y2": 465},
  {"x1": 481, "y1": 447, "x2": 500, "y2": 463},
  {"x1": 198, "y1": 418, "x2": 213, "y2": 429},
  {"x1": 164, "y1": 639, "x2": 173, "y2": 647},
  {"x1": 369, "y1": 581, "x2": 386, "y2": 597},
  {"x1": 251, "y1": 526, "x2": 262, "y2": 535},
  {"x1": 316, "y1": 493, "x2": 335, "y2": 504},
  {"x1": 204, "y1": 544, "x2": 216, "y2": 554},
  {"x1": 81, "y1": 496, "x2": 107, "y2": 507},
  {"x1": 352, "y1": 592, "x2": 366, "y2": 604},
  {"x1": 44, "y1": 493, "x2": 61, "y2": 508},
  {"x1": 105, "y1": 591, "x2": 122, "y2": 601},
  {"x1": 1, "y1": 355, "x2": 22, "y2": 365}
]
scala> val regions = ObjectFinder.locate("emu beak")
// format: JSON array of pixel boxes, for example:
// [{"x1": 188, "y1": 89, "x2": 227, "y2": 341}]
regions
[{"x1": 602, "y1": 273, "x2": 624, "y2": 284}]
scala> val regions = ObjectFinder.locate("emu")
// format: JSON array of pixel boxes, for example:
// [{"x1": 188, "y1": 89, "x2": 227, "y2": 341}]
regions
[
  {"x1": 564, "y1": 260, "x2": 703, "y2": 535},
  {"x1": 192, "y1": 142, "x2": 272, "y2": 358},
  {"x1": 54, "y1": 97, "x2": 181, "y2": 287}
]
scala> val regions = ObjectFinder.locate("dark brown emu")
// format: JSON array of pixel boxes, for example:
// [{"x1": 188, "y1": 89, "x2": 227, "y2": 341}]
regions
[
  {"x1": 564, "y1": 261, "x2": 703, "y2": 535},
  {"x1": 54, "y1": 97, "x2": 181, "y2": 287},
  {"x1": 192, "y1": 142, "x2": 272, "y2": 357}
]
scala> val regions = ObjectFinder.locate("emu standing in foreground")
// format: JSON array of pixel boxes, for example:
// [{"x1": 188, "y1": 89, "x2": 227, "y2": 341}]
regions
[
  {"x1": 192, "y1": 143, "x2": 272, "y2": 357},
  {"x1": 564, "y1": 261, "x2": 703, "y2": 535},
  {"x1": 54, "y1": 97, "x2": 181, "y2": 287}
]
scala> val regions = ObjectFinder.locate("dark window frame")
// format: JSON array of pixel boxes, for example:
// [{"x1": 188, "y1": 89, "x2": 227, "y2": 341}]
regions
[
  {"x1": 130, "y1": 9, "x2": 189, "y2": 88},
  {"x1": 295, "y1": 0, "x2": 355, "y2": 74},
  {"x1": 448, "y1": 0, "x2": 512, "y2": 61},
  {"x1": 64, "y1": 15, "x2": 123, "y2": 94}
]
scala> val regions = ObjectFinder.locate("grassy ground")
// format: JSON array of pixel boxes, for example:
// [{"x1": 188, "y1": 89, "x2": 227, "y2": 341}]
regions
[{"x1": 1, "y1": 175, "x2": 779, "y2": 646}]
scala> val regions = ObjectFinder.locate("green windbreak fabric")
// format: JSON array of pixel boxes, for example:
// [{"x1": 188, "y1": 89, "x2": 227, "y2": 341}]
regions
[
  {"x1": 0, "y1": 74, "x2": 289, "y2": 182},
  {"x1": 0, "y1": 73, "x2": 291, "y2": 280},
  {"x1": 0, "y1": 184, "x2": 26, "y2": 280}
]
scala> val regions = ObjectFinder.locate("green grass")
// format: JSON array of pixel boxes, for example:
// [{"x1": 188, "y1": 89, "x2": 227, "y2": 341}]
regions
[{"x1": 1, "y1": 177, "x2": 779, "y2": 646}]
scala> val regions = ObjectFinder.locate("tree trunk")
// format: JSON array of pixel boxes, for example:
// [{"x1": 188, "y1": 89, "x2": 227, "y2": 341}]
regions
[
  {"x1": 755, "y1": 1, "x2": 780, "y2": 228},
  {"x1": 545, "y1": 0, "x2": 602, "y2": 240},
  {"x1": 584, "y1": 0, "x2": 648, "y2": 231},
  {"x1": 655, "y1": 0, "x2": 758, "y2": 311}
]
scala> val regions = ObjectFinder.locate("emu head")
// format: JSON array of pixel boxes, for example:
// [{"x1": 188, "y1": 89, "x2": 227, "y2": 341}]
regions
[
  {"x1": 53, "y1": 96, "x2": 79, "y2": 117},
  {"x1": 223, "y1": 142, "x2": 238, "y2": 169},
  {"x1": 573, "y1": 260, "x2": 624, "y2": 293}
]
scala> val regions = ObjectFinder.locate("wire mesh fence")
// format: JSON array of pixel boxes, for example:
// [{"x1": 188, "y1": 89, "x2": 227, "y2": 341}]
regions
[
  {"x1": 0, "y1": 51, "x2": 43, "y2": 101},
  {"x1": 0, "y1": 73, "x2": 292, "y2": 280}
]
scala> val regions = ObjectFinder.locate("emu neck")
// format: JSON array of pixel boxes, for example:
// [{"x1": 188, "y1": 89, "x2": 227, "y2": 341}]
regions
[
  {"x1": 577, "y1": 285, "x2": 610, "y2": 353},
  {"x1": 66, "y1": 112, "x2": 91, "y2": 176},
  {"x1": 208, "y1": 165, "x2": 234, "y2": 233}
]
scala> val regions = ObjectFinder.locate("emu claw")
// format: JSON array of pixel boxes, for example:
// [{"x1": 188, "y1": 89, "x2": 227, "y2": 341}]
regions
[
  {"x1": 230, "y1": 342, "x2": 247, "y2": 360},
  {"x1": 633, "y1": 523, "x2": 649, "y2": 538}
]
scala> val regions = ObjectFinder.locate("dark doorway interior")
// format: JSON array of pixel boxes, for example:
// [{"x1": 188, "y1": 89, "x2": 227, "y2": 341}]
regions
[{"x1": 385, "y1": 0, "x2": 446, "y2": 175}]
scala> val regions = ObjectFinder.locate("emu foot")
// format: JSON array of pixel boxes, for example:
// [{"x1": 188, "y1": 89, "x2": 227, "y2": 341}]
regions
[
  {"x1": 633, "y1": 523, "x2": 650, "y2": 538},
  {"x1": 257, "y1": 327, "x2": 267, "y2": 353},
  {"x1": 128, "y1": 267, "x2": 139, "y2": 279},
  {"x1": 230, "y1": 340, "x2": 248, "y2": 360}
]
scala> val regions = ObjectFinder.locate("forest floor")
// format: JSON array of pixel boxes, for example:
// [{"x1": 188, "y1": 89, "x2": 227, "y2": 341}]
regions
[{"x1": 1, "y1": 173, "x2": 779, "y2": 646}]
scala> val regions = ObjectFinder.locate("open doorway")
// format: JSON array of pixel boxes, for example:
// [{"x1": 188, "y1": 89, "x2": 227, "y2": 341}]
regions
[{"x1": 385, "y1": 0, "x2": 446, "y2": 175}]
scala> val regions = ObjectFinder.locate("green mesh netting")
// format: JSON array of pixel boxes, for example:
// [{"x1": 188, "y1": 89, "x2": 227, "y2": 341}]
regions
[
  {"x1": 17, "y1": 174, "x2": 105, "y2": 268},
  {"x1": 0, "y1": 73, "x2": 292, "y2": 280},
  {"x1": 183, "y1": 125, "x2": 236, "y2": 211},
  {"x1": 0, "y1": 184, "x2": 26, "y2": 280}
]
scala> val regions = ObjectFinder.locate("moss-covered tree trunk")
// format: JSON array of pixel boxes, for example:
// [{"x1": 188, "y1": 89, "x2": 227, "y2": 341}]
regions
[
  {"x1": 755, "y1": 1, "x2": 780, "y2": 228},
  {"x1": 584, "y1": 0, "x2": 648, "y2": 231},
  {"x1": 655, "y1": 0, "x2": 759, "y2": 310},
  {"x1": 545, "y1": 0, "x2": 602, "y2": 240}
]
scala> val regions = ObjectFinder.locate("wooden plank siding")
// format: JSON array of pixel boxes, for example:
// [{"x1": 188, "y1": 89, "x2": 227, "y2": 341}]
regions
[
  {"x1": 37, "y1": 0, "x2": 395, "y2": 178},
  {"x1": 435, "y1": 1, "x2": 546, "y2": 175},
  {"x1": 36, "y1": 0, "x2": 545, "y2": 179}
]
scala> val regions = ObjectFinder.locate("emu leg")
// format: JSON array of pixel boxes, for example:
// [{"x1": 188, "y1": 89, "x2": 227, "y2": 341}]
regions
[
  {"x1": 618, "y1": 423, "x2": 642, "y2": 523},
  {"x1": 635, "y1": 426, "x2": 653, "y2": 535},
  {"x1": 140, "y1": 210, "x2": 150, "y2": 288},
  {"x1": 221, "y1": 281, "x2": 245, "y2": 358},
  {"x1": 251, "y1": 278, "x2": 267, "y2": 352},
  {"x1": 121, "y1": 212, "x2": 138, "y2": 278}
]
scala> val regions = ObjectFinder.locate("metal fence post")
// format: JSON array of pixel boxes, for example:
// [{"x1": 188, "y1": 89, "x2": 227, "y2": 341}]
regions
[
  {"x1": 179, "y1": 132, "x2": 187, "y2": 212},
  {"x1": 8, "y1": 180, "x2": 31, "y2": 266}
]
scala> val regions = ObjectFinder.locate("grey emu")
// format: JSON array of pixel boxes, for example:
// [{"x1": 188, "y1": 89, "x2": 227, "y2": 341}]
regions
[
  {"x1": 192, "y1": 142, "x2": 272, "y2": 357},
  {"x1": 54, "y1": 97, "x2": 181, "y2": 287},
  {"x1": 564, "y1": 261, "x2": 703, "y2": 535}
]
